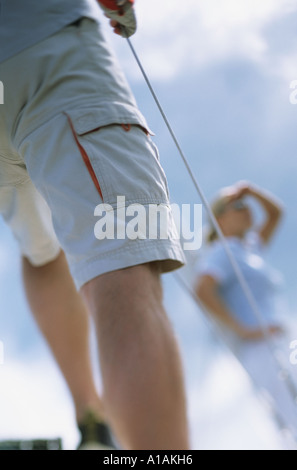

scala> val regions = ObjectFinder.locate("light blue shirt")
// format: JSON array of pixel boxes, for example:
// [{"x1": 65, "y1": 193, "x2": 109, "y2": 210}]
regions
[
  {"x1": 0, "y1": 0, "x2": 101, "y2": 63},
  {"x1": 197, "y1": 233, "x2": 284, "y2": 329}
]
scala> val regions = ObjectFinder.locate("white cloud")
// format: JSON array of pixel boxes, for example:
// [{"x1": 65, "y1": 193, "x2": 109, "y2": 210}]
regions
[
  {"x1": 107, "y1": 0, "x2": 297, "y2": 80},
  {"x1": 0, "y1": 358, "x2": 78, "y2": 450}
]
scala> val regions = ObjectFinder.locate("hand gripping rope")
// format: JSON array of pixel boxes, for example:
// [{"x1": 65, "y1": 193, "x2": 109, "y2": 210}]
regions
[{"x1": 123, "y1": 32, "x2": 297, "y2": 416}]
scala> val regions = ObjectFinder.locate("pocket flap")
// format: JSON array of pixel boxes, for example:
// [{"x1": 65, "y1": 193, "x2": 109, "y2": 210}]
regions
[{"x1": 65, "y1": 103, "x2": 154, "y2": 136}]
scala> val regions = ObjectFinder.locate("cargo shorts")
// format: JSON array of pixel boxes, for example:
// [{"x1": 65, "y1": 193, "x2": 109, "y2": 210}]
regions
[{"x1": 0, "y1": 18, "x2": 185, "y2": 289}]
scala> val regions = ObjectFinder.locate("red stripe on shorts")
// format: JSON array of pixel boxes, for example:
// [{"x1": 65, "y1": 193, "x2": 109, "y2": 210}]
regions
[{"x1": 66, "y1": 115, "x2": 104, "y2": 201}]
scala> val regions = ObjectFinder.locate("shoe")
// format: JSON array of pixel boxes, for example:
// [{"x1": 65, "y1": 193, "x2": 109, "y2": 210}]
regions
[{"x1": 77, "y1": 411, "x2": 115, "y2": 450}]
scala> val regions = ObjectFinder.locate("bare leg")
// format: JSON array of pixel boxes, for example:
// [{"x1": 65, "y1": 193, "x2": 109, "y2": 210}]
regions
[
  {"x1": 81, "y1": 263, "x2": 190, "y2": 450},
  {"x1": 22, "y1": 251, "x2": 104, "y2": 423}
]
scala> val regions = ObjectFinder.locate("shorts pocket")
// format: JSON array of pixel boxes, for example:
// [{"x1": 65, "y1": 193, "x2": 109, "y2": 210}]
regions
[{"x1": 64, "y1": 108, "x2": 168, "y2": 206}]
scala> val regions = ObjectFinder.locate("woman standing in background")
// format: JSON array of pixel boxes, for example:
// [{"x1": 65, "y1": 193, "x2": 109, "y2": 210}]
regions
[{"x1": 196, "y1": 181, "x2": 297, "y2": 441}]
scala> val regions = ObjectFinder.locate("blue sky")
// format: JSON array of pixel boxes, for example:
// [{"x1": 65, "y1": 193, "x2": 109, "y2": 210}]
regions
[
  {"x1": 110, "y1": 0, "x2": 297, "y2": 303},
  {"x1": 1, "y1": 0, "x2": 297, "y2": 450}
]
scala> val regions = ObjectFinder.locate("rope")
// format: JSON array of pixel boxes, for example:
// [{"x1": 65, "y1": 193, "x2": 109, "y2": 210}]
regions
[{"x1": 124, "y1": 35, "x2": 297, "y2": 404}]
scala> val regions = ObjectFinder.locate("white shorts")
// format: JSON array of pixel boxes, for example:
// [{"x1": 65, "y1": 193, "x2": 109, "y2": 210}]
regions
[
  {"x1": 238, "y1": 336, "x2": 297, "y2": 437},
  {"x1": 0, "y1": 18, "x2": 185, "y2": 288}
]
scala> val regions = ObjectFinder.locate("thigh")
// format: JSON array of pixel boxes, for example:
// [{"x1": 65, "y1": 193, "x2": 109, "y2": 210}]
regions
[{"x1": 82, "y1": 262, "x2": 163, "y2": 311}]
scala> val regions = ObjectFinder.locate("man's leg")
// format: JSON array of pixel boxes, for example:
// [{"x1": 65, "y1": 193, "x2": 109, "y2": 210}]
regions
[
  {"x1": 81, "y1": 262, "x2": 190, "y2": 450},
  {"x1": 22, "y1": 251, "x2": 105, "y2": 424}
]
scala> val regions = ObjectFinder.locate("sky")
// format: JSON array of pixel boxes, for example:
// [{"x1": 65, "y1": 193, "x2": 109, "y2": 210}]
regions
[{"x1": 1, "y1": 0, "x2": 297, "y2": 450}]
